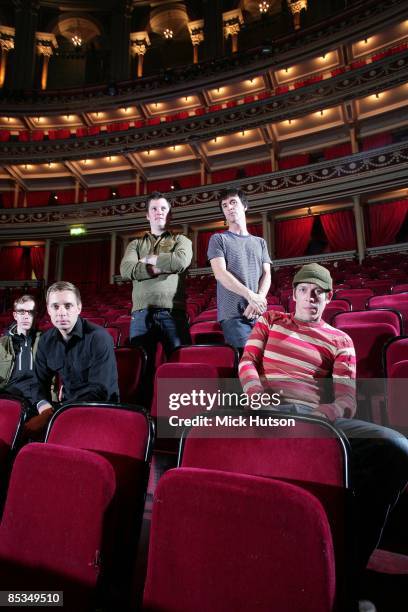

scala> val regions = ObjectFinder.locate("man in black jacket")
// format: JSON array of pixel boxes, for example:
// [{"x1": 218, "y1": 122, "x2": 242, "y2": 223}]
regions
[
  {"x1": 26, "y1": 281, "x2": 119, "y2": 435},
  {"x1": 0, "y1": 294, "x2": 41, "y2": 412}
]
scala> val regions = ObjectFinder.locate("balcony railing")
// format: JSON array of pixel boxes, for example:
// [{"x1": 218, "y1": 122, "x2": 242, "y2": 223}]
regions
[
  {"x1": 0, "y1": 141, "x2": 407, "y2": 239},
  {"x1": 0, "y1": 0, "x2": 405, "y2": 115}
]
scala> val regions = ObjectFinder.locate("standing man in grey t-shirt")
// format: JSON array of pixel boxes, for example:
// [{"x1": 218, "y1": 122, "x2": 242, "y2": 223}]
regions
[{"x1": 207, "y1": 187, "x2": 272, "y2": 350}]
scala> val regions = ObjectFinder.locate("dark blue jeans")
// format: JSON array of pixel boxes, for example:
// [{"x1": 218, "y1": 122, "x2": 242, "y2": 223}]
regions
[
  {"x1": 130, "y1": 308, "x2": 191, "y2": 357},
  {"x1": 221, "y1": 316, "x2": 255, "y2": 350},
  {"x1": 130, "y1": 308, "x2": 191, "y2": 407}
]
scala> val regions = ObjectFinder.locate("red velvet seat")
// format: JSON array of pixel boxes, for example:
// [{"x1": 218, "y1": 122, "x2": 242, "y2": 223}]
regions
[
  {"x1": 150, "y1": 362, "x2": 218, "y2": 419},
  {"x1": 0, "y1": 397, "x2": 24, "y2": 487},
  {"x1": 391, "y1": 284, "x2": 408, "y2": 294},
  {"x1": 333, "y1": 309, "x2": 403, "y2": 336},
  {"x1": 105, "y1": 325, "x2": 121, "y2": 347},
  {"x1": 46, "y1": 404, "x2": 153, "y2": 609},
  {"x1": 114, "y1": 346, "x2": 146, "y2": 403},
  {"x1": 190, "y1": 321, "x2": 224, "y2": 344},
  {"x1": 0, "y1": 443, "x2": 116, "y2": 609},
  {"x1": 168, "y1": 344, "x2": 239, "y2": 377},
  {"x1": 111, "y1": 318, "x2": 131, "y2": 346},
  {"x1": 334, "y1": 288, "x2": 374, "y2": 311},
  {"x1": 383, "y1": 336, "x2": 408, "y2": 429},
  {"x1": 368, "y1": 294, "x2": 408, "y2": 333},
  {"x1": 192, "y1": 308, "x2": 218, "y2": 323},
  {"x1": 143, "y1": 468, "x2": 336, "y2": 612}
]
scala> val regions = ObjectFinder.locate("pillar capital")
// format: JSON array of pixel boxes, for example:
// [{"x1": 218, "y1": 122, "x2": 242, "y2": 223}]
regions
[
  {"x1": 222, "y1": 9, "x2": 243, "y2": 39},
  {"x1": 130, "y1": 31, "x2": 151, "y2": 56},
  {"x1": 188, "y1": 19, "x2": 204, "y2": 46},
  {"x1": 36, "y1": 32, "x2": 58, "y2": 56},
  {"x1": 0, "y1": 26, "x2": 15, "y2": 52},
  {"x1": 287, "y1": 0, "x2": 308, "y2": 15}
]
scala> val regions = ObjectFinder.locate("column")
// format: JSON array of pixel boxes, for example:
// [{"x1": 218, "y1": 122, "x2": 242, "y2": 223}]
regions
[
  {"x1": 0, "y1": 27, "x2": 15, "y2": 88},
  {"x1": 135, "y1": 172, "x2": 140, "y2": 196},
  {"x1": 223, "y1": 10, "x2": 243, "y2": 54},
  {"x1": 110, "y1": 0, "x2": 133, "y2": 81},
  {"x1": 109, "y1": 232, "x2": 117, "y2": 284},
  {"x1": 352, "y1": 196, "x2": 366, "y2": 263},
  {"x1": 188, "y1": 20, "x2": 204, "y2": 64},
  {"x1": 11, "y1": 0, "x2": 40, "y2": 90},
  {"x1": 43, "y1": 238, "x2": 50, "y2": 284},
  {"x1": 74, "y1": 180, "x2": 80, "y2": 204},
  {"x1": 269, "y1": 215, "x2": 276, "y2": 260},
  {"x1": 192, "y1": 229, "x2": 198, "y2": 268},
  {"x1": 56, "y1": 244, "x2": 64, "y2": 281},
  {"x1": 350, "y1": 126, "x2": 358, "y2": 154},
  {"x1": 262, "y1": 211, "x2": 272, "y2": 256},
  {"x1": 182, "y1": 223, "x2": 189, "y2": 238},
  {"x1": 36, "y1": 33, "x2": 57, "y2": 90},
  {"x1": 200, "y1": 161, "x2": 206, "y2": 186},
  {"x1": 130, "y1": 32, "x2": 150, "y2": 78},
  {"x1": 13, "y1": 183, "x2": 19, "y2": 208},
  {"x1": 287, "y1": 1, "x2": 308, "y2": 31}
]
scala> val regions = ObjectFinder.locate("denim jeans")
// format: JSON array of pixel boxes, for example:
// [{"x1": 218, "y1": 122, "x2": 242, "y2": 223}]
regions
[
  {"x1": 130, "y1": 308, "x2": 191, "y2": 358},
  {"x1": 220, "y1": 316, "x2": 255, "y2": 350}
]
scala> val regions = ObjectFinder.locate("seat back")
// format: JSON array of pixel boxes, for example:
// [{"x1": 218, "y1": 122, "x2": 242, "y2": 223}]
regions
[
  {"x1": 190, "y1": 321, "x2": 224, "y2": 344},
  {"x1": 334, "y1": 321, "x2": 397, "y2": 378},
  {"x1": 334, "y1": 288, "x2": 374, "y2": 311},
  {"x1": 168, "y1": 344, "x2": 239, "y2": 377},
  {"x1": 46, "y1": 404, "x2": 153, "y2": 609},
  {"x1": 111, "y1": 318, "x2": 131, "y2": 346},
  {"x1": 383, "y1": 336, "x2": 408, "y2": 428},
  {"x1": 143, "y1": 467, "x2": 336, "y2": 612},
  {"x1": 368, "y1": 294, "x2": 408, "y2": 333},
  {"x1": 0, "y1": 443, "x2": 115, "y2": 609},
  {"x1": 333, "y1": 309, "x2": 403, "y2": 335},
  {"x1": 0, "y1": 397, "x2": 24, "y2": 458},
  {"x1": 114, "y1": 346, "x2": 146, "y2": 404},
  {"x1": 179, "y1": 414, "x2": 348, "y2": 608},
  {"x1": 105, "y1": 325, "x2": 121, "y2": 347},
  {"x1": 151, "y1": 362, "x2": 218, "y2": 418}
]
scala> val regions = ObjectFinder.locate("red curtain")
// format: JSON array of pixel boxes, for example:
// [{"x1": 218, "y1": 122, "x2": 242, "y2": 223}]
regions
[
  {"x1": 361, "y1": 133, "x2": 392, "y2": 151},
  {"x1": 275, "y1": 217, "x2": 314, "y2": 259},
  {"x1": 118, "y1": 183, "x2": 136, "y2": 197},
  {"x1": 368, "y1": 200, "x2": 408, "y2": 247},
  {"x1": 62, "y1": 241, "x2": 110, "y2": 287},
  {"x1": 211, "y1": 169, "x2": 236, "y2": 183},
  {"x1": 197, "y1": 230, "x2": 216, "y2": 267},
  {"x1": 26, "y1": 191, "x2": 50, "y2": 207},
  {"x1": 278, "y1": 154, "x2": 310, "y2": 170},
  {"x1": 30, "y1": 246, "x2": 45, "y2": 280},
  {"x1": 0, "y1": 247, "x2": 31, "y2": 280},
  {"x1": 247, "y1": 223, "x2": 263, "y2": 237},
  {"x1": 324, "y1": 143, "x2": 352, "y2": 160},
  {"x1": 244, "y1": 161, "x2": 272, "y2": 176},
  {"x1": 87, "y1": 187, "x2": 111, "y2": 202},
  {"x1": 320, "y1": 210, "x2": 357, "y2": 252}
]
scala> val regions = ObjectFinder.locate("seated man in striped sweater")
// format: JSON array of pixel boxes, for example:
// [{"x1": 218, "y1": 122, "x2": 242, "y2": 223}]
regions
[{"x1": 239, "y1": 263, "x2": 408, "y2": 609}]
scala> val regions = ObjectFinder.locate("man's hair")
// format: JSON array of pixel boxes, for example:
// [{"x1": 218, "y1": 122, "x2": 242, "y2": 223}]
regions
[
  {"x1": 218, "y1": 187, "x2": 249, "y2": 215},
  {"x1": 46, "y1": 281, "x2": 82, "y2": 305},
  {"x1": 13, "y1": 294, "x2": 36, "y2": 311},
  {"x1": 147, "y1": 191, "x2": 172, "y2": 212}
]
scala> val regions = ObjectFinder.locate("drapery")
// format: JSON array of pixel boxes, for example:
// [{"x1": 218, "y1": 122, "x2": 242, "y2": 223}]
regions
[
  {"x1": 62, "y1": 241, "x2": 111, "y2": 287},
  {"x1": 197, "y1": 230, "x2": 216, "y2": 267},
  {"x1": 320, "y1": 210, "x2": 357, "y2": 252},
  {"x1": 275, "y1": 217, "x2": 314, "y2": 259},
  {"x1": 0, "y1": 247, "x2": 31, "y2": 280},
  {"x1": 278, "y1": 154, "x2": 310, "y2": 170},
  {"x1": 368, "y1": 200, "x2": 408, "y2": 246},
  {"x1": 324, "y1": 143, "x2": 352, "y2": 160},
  {"x1": 30, "y1": 246, "x2": 45, "y2": 280}
]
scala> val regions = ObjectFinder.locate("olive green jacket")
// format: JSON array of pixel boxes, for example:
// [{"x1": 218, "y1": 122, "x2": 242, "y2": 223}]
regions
[
  {"x1": 0, "y1": 325, "x2": 42, "y2": 388},
  {"x1": 120, "y1": 231, "x2": 192, "y2": 312}
]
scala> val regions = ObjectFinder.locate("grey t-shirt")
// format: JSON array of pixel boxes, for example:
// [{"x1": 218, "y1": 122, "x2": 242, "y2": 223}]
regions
[{"x1": 207, "y1": 231, "x2": 272, "y2": 321}]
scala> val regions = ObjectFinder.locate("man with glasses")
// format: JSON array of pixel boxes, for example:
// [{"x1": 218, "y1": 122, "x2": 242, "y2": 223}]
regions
[{"x1": 0, "y1": 294, "x2": 41, "y2": 411}]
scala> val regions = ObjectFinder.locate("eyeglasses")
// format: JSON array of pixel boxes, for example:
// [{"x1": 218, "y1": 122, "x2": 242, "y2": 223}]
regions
[{"x1": 14, "y1": 310, "x2": 36, "y2": 316}]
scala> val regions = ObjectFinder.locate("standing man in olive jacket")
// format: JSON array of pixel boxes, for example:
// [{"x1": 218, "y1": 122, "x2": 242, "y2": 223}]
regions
[{"x1": 120, "y1": 191, "x2": 192, "y2": 357}]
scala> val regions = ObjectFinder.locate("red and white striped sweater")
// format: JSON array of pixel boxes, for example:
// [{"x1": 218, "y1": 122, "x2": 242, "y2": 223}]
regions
[{"x1": 239, "y1": 311, "x2": 356, "y2": 421}]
